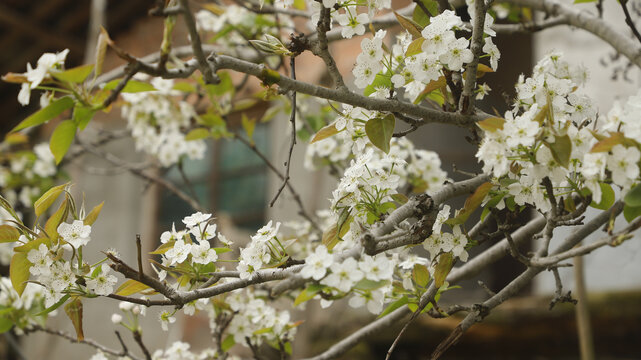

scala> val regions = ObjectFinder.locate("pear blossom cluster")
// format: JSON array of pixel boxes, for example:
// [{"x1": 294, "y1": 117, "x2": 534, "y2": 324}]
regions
[
  {"x1": 221, "y1": 288, "x2": 296, "y2": 347},
  {"x1": 154, "y1": 212, "x2": 223, "y2": 282},
  {"x1": 13, "y1": 49, "x2": 69, "y2": 106},
  {"x1": 23, "y1": 220, "x2": 118, "y2": 306},
  {"x1": 236, "y1": 220, "x2": 287, "y2": 279},
  {"x1": 476, "y1": 52, "x2": 641, "y2": 216},
  {"x1": 305, "y1": 0, "x2": 392, "y2": 39},
  {"x1": 120, "y1": 77, "x2": 206, "y2": 167},
  {"x1": 423, "y1": 205, "x2": 470, "y2": 262},
  {"x1": 350, "y1": 10, "x2": 499, "y2": 102}
]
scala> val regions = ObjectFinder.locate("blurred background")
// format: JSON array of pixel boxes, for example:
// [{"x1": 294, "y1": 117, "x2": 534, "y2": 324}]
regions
[{"x1": 0, "y1": 0, "x2": 640, "y2": 359}]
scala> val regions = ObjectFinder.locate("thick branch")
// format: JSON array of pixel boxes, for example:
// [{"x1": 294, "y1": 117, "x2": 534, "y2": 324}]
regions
[
  {"x1": 459, "y1": 0, "x2": 487, "y2": 114},
  {"x1": 501, "y1": 0, "x2": 641, "y2": 69}
]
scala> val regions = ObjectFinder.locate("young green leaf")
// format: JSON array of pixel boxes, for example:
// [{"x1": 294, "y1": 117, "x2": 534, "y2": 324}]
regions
[
  {"x1": 103, "y1": 79, "x2": 157, "y2": 93},
  {"x1": 0, "y1": 225, "x2": 20, "y2": 243},
  {"x1": 34, "y1": 183, "x2": 68, "y2": 217},
  {"x1": 624, "y1": 204, "x2": 641, "y2": 222},
  {"x1": 11, "y1": 97, "x2": 74, "y2": 133},
  {"x1": 544, "y1": 134, "x2": 572, "y2": 168},
  {"x1": 72, "y1": 105, "x2": 96, "y2": 131},
  {"x1": 395, "y1": 12, "x2": 423, "y2": 38},
  {"x1": 50, "y1": 120, "x2": 77, "y2": 164},
  {"x1": 10, "y1": 252, "x2": 31, "y2": 296},
  {"x1": 242, "y1": 113, "x2": 256, "y2": 142},
  {"x1": 83, "y1": 201, "x2": 104, "y2": 226},
  {"x1": 434, "y1": 252, "x2": 453, "y2": 288},
  {"x1": 378, "y1": 296, "x2": 409, "y2": 318},
  {"x1": 477, "y1": 117, "x2": 505, "y2": 132},
  {"x1": 64, "y1": 297, "x2": 84, "y2": 341},
  {"x1": 365, "y1": 114, "x2": 395, "y2": 154},
  {"x1": 412, "y1": 264, "x2": 431, "y2": 288},
  {"x1": 294, "y1": 284, "x2": 323, "y2": 306},
  {"x1": 185, "y1": 128, "x2": 211, "y2": 141},
  {"x1": 311, "y1": 123, "x2": 339, "y2": 143},
  {"x1": 591, "y1": 182, "x2": 615, "y2": 210},
  {"x1": 623, "y1": 182, "x2": 641, "y2": 207},
  {"x1": 590, "y1": 132, "x2": 624, "y2": 153},
  {"x1": 52, "y1": 64, "x2": 94, "y2": 84},
  {"x1": 115, "y1": 279, "x2": 151, "y2": 296},
  {"x1": 405, "y1": 38, "x2": 425, "y2": 57}
]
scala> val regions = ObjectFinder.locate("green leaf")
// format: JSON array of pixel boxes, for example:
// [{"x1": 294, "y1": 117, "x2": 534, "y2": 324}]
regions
[
  {"x1": 413, "y1": 0, "x2": 438, "y2": 27},
  {"x1": 414, "y1": 76, "x2": 447, "y2": 104},
  {"x1": 354, "y1": 279, "x2": 389, "y2": 291},
  {"x1": 11, "y1": 97, "x2": 74, "y2": 132},
  {"x1": 591, "y1": 183, "x2": 615, "y2": 210},
  {"x1": 590, "y1": 132, "x2": 624, "y2": 153},
  {"x1": 213, "y1": 247, "x2": 232, "y2": 254},
  {"x1": 172, "y1": 82, "x2": 197, "y2": 93},
  {"x1": 94, "y1": 30, "x2": 108, "y2": 77},
  {"x1": 481, "y1": 193, "x2": 505, "y2": 222},
  {"x1": 221, "y1": 335, "x2": 235, "y2": 352},
  {"x1": 45, "y1": 199, "x2": 68, "y2": 240},
  {"x1": 14, "y1": 237, "x2": 52, "y2": 253},
  {"x1": 623, "y1": 204, "x2": 641, "y2": 222},
  {"x1": 185, "y1": 128, "x2": 211, "y2": 141},
  {"x1": 150, "y1": 241, "x2": 174, "y2": 255},
  {"x1": 83, "y1": 201, "x2": 104, "y2": 226},
  {"x1": 394, "y1": 12, "x2": 423, "y2": 38},
  {"x1": 205, "y1": 71, "x2": 234, "y2": 96},
  {"x1": 477, "y1": 117, "x2": 505, "y2": 132},
  {"x1": 624, "y1": 183, "x2": 641, "y2": 207},
  {"x1": 52, "y1": 64, "x2": 94, "y2": 84},
  {"x1": 50, "y1": 120, "x2": 77, "y2": 164},
  {"x1": 34, "y1": 183, "x2": 68, "y2": 217},
  {"x1": 378, "y1": 296, "x2": 409, "y2": 318},
  {"x1": 391, "y1": 193, "x2": 409, "y2": 205},
  {"x1": 0, "y1": 225, "x2": 20, "y2": 243},
  {"x1": 364, "y1": 73, "x2": 392, "y2": 97},
  {"x1": 365, "y1": 114, "x2": 395, "y2": 154},
  {"x1": 434, "y1": 252, "x2": 453, "y2": 288},
  {"x1": 449, "y1": 182, "x2": 493, "y2": 225},
  {"x1": 412, "y1": 264, "x2": 430, "y2": 288},
  {"x1": 294, "y1": 284, "x2": 323, "y2": 306},
  {"x1": 10, "y1": 252, "x2": 31, "y2": 296},
  {"x1": 72, "y1": 105, "x2": 96, "y2": 131},
  {"x1": 574, "y1": 0, "x2": 597, "y2": 3},
  {"x1": 310, "y1": 123, "x2": 339, "y2": 143},
  {"x1": 405, "y1": 38, "x2": 425, "y2": 57},
  {"x1": 64, "y1": 297, "x2": 84, "y2": 341},
  {"x1": 115, "y1": 279, "x2": 151, "y2": 296},
  {"x1": 34, "y1": 294, "x2": 70, "y2": 316},
  {"x1": 544, "y1": 134, "x2": 572, "y2": 168},
  {"x1": 0, "y1": 315, "x2": 13, "y2": 333},
  {"x1": 241, "y1": 114, "x2": 256, "y2": 142},
  {"x1": 103, "y1": 79, "x2": 157, "y2": 93}
]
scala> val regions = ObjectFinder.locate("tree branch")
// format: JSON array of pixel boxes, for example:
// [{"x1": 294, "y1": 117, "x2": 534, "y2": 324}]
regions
[{"x1": 459, "y1": 0, "x2": 487, "y2": 114}]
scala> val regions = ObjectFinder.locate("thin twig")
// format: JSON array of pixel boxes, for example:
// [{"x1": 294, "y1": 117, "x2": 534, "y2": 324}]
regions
[
  {"x1": 270, "y1": 56, "x2": 297, "y2": 207},
  {"x1": 178, "y1": 0, "x2": 218, "y2": 84},
  {"x1": 459, "y1": 0, "x2": 487, "y2": 114},
  {"x1": 133, "y1": 331, "x2": 153, "y2": 360},
  {"x1": 136, "y1": 234, "x2": 144, "y2": 279},
  {"x1": 114, "y1": 331, "x2": 129, "y2": 357},
  {"x1": 620, "y1": 0, "x2": 641, "y2": 44},
  {"x1": 102, "y1": 63, "x2": 140, "y2": 108}
]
